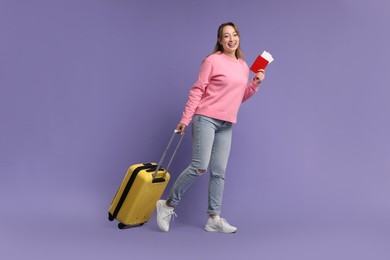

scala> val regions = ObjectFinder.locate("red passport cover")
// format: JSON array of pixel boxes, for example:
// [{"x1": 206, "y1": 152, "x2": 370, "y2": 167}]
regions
[{"x1": 250, "y1": 55, "x2": 269, "y2": 73}]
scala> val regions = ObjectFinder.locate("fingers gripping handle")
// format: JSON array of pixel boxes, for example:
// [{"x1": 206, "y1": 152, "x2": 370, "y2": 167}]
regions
[{"x1": 153, "y1": 130, "x2": 184, "y2": 179}]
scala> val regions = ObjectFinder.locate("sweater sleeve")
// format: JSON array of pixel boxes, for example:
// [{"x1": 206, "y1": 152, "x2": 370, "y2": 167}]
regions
[
  {"x1": 242, "y1": 80, "x2": 260, "y2": 103},
  {"x1": 180, "y1": 59, "x2": 213, "y2": 126}
]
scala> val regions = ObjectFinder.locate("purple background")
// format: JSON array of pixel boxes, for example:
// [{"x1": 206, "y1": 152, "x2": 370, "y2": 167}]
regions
[{"x1": 1, "y1": 0, "x2": 390, "y2": 259}]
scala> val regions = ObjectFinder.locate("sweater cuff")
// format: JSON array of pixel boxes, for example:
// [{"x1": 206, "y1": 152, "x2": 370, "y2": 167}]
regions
[
  {"x1": 250, "y1": 80, "x2": 260, "y2": 89},
  {"x1": 180, "y1": 116, "x2": 190, "y2": 127}
]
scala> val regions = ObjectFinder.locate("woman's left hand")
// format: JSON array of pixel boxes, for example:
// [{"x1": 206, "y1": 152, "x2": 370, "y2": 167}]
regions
[{"x1": 253, "y1": 69, "x2": 265, "y2": 84}]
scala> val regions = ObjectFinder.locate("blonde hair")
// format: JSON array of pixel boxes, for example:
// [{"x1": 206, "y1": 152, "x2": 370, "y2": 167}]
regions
[{"x1": 212, "y1": 22, "x2": 244, "y2": 60}]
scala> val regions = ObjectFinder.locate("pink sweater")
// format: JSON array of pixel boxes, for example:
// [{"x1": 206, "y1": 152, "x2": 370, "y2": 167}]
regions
[{"x1": 180, "y1": 52, "x2": 260, "y2": 126}]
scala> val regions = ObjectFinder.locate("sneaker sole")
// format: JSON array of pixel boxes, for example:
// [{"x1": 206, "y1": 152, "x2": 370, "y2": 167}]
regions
[{"x1": 204, "y1": 226, "x2": 237, "y2": 233}]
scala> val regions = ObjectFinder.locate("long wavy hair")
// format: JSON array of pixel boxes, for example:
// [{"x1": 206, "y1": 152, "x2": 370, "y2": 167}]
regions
[{"x1": 212, "y1": 22, "x2": 244, "y2": 60}]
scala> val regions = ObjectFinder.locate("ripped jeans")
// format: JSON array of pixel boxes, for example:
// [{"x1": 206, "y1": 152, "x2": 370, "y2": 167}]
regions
[{"x1": 167, "y1": 114, "x2": 232, "y2": 216}]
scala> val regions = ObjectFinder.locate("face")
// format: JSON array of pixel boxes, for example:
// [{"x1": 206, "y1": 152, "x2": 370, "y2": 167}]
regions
[{"x1": 219, "y1": 25, "x2": 240, "y2": 56}]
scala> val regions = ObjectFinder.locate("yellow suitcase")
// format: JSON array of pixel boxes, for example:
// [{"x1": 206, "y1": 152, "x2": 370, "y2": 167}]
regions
[{"x1": 108, "y1": 130, "x2": 183, "y2": 229}]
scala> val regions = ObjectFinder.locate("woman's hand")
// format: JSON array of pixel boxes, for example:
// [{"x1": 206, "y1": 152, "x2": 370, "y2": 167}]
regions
[
  {"x1": 253, "y1": 69, "x2": 265, "y2": 84},
  {"x1": 176, "y1": 123, "x2": 186, "y2": 135}
]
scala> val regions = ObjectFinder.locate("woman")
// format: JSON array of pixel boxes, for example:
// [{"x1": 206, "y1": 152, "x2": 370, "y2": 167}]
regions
[{"x1": 156, "y1": 22, "x2": 265, "y2": 233}]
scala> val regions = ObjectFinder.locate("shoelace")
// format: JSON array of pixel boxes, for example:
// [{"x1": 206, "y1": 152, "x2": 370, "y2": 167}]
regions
[
  {"x1": 164, "y1": 211, "x2": 177, "y2": 223},
  {"x1": 217, "y1": 218, "x2": 230, "y2": 228}
]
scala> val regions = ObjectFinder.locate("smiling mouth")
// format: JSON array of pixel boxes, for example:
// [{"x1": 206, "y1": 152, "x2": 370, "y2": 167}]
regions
[{"x1": 228, "y1": 42, "x2": 237, "y2": 48}]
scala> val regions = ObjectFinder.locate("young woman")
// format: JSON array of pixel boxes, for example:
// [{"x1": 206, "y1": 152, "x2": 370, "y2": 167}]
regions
[{"x1": 156, "y1": 22, "x2": 266, "y2": 233}]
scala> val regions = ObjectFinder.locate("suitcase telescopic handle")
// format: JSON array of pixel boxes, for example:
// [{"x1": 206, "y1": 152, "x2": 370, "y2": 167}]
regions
[{"x1": 153, "y1": 129, "x2": 184, "y2": 179}]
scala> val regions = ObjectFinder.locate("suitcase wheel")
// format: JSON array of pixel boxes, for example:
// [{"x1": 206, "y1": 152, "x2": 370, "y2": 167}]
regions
[
  {"x1": 108, "y1": 212, "x2": 114, "y2": 221},
  {"x1": 118, "y1": 223, "x2": 128, "y2": 229}
]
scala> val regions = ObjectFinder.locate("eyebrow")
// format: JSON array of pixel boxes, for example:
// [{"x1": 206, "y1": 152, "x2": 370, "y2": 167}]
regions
[{"x1": 223, "y1": 31, "x2": 237, "y2": 36}]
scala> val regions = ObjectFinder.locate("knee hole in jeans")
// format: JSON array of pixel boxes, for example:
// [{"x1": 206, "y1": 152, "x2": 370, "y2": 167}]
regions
[
  {"x1": 196, "y1": 169, "x2": 206, "y2": 174},
  {"x1": 211, "y1": 174, "x2": 225, "y2": 180}
]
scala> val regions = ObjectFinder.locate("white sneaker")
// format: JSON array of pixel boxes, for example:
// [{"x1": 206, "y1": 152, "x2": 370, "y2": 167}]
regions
[
  {"x1": 156, "y1": 200, "x2": 177, "y2": 232},
  {"x1": 204, "y1": 216, "x2": 237, "y2": 233}
]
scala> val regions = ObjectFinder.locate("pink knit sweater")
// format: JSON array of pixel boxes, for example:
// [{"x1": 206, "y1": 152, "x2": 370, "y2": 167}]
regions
[{"x1": 180, "y1": 52, "x2": 260, "y2": 126}]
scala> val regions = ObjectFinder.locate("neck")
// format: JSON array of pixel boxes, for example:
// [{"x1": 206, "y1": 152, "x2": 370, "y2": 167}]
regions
[{"x1": 223, "y1": 51, "x2": 237, "y2": 59}]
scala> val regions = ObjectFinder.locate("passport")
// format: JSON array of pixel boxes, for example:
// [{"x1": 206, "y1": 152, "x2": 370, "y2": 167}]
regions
[{"x1": 250, "y1": 51, "x2": 274, "y2": 73}]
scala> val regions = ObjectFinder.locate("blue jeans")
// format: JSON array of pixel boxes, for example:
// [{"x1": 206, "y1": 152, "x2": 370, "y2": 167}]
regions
[{"x1": 168, "y1": 115, "x2": 233, "y2": 216}]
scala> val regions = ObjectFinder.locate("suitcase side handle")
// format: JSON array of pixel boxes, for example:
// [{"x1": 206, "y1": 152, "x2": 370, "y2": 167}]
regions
[{"x1": 152, "y1": 129, "x2": 184, "y2": 179}]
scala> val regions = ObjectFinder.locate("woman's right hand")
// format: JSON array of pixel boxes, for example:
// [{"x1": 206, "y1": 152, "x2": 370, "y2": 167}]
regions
[{"x1": 176, "y1": 123, "x2": 186, "y2": 135}]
